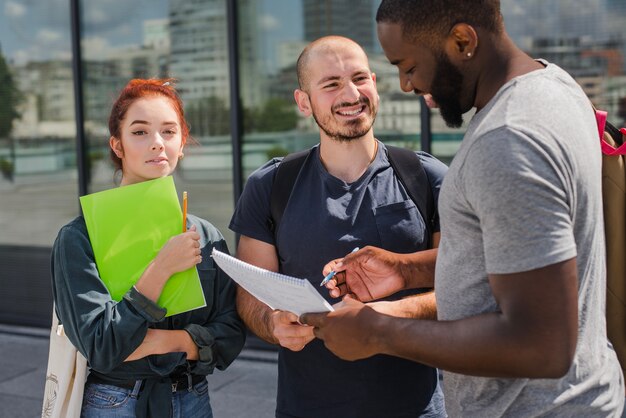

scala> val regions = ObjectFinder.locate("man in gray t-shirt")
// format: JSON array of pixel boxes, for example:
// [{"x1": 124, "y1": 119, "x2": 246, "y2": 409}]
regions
[
  {"x1": 302, "y1": 0, "x2": 624, "y2": 416},
  {"x1": 431, "y1": 61, "x2": 623, "y2": 416}
]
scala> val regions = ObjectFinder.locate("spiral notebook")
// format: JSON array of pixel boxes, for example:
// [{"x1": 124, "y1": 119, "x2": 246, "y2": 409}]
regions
[{"x1": 211, "y1": 249, "x2": 333, "y2": 316}]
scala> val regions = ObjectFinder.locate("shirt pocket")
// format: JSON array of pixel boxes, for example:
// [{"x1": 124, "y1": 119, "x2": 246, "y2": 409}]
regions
[{"x1": 372, "y1": 200, "x2": 427, "y2": 253}]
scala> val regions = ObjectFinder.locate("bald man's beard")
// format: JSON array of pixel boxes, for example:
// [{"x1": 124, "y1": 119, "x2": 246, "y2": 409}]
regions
[{"x1": 311, "y1": 98, "x2": 377, "y2": 142}]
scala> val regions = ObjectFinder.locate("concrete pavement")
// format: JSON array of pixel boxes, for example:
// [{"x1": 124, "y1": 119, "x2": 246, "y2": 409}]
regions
[
  {"x1": 5, "y1": 324, "x2": 622, "y2": 418},
  {"x1": 0, "y1": 324, "x2": 278, "y2": 418}
]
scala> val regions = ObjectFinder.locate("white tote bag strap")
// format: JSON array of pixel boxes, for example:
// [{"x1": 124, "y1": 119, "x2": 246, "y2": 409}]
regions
[{"x1": 41, "y1": 306, "x2": 88, "y2": 418}]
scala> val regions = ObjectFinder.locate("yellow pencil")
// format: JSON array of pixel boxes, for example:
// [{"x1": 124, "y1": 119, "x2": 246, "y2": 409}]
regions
[{"x1": 182, "y1": 191, "x2": 188, "y2": 232}]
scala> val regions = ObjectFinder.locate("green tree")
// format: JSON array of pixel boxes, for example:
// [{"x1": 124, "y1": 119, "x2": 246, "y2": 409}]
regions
[
  {"x1": 265, "y1": 144, "x2": 289, "y2": 160},
  {"x1": 0, "y1": 51, "x2": 22, "y2": 138},
  {"x1": 257, "y1": 97, "x2": 298, "y2": 132},
  {"x1": 245, "y1": 97, "x2": 298, "y2": 133},
  {"x1": 186, "y1": 96, "x2": 230, "y2": 137}
]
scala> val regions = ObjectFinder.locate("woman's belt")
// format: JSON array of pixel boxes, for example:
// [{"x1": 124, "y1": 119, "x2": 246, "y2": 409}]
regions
[{"x1": 86, "y1": 373, "x2": 205, "y2": 392}]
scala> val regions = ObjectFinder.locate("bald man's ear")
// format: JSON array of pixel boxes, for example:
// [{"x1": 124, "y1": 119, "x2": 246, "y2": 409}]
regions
[{"x1": 294, "y1": 89, "x2": 313, "y2": 116}]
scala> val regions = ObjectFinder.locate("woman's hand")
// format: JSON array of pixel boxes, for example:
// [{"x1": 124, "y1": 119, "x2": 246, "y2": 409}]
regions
[
  {"x1": 153, "y1": 225, "x2": 202, "y2": 278},
  {"x1": 134, "y1": 225, "x2": 202, "y2": 302}
]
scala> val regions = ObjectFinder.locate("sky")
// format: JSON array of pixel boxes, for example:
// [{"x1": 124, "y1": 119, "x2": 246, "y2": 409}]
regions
[
  {"x1": 0, "y1": 0, "x2": 167, "y2": 64},
  {"x1": 502, "y1": 0, "x2": 613, "y2": 46},
  {"x1": 258, "y1": 0, "x2": 302, "y2": 73},
  {"x1": 1, "y1": 0, "x2": 625, "y2": 68}
]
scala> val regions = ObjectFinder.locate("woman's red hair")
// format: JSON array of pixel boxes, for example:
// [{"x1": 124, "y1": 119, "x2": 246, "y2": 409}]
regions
[{"x1": 108, "y1": 78, "x2": 190, "y2": 171}]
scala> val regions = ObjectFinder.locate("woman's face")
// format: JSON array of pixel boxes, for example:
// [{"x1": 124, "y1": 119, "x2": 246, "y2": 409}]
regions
[{"x1": 110, "y1": 96, "x2": 184, "y2": 186}]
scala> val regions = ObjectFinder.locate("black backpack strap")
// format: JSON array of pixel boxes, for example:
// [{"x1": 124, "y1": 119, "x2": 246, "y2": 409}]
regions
[
  {"x1": 269, "y1": 149, "x2": 311, "y2": 235},
  {"x1": 386, "y1": 145, "x2": 435, "y2": 247}
]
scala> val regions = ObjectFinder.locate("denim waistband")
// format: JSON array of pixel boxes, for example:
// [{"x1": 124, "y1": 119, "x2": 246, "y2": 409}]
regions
[{"x1": 86, "y1": 373, "x2": 205, "y2": 393}]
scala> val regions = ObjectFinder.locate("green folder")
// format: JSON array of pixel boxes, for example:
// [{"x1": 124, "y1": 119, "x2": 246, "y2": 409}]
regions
[{"x1": 79, "y1": 176, "x2": 206, "y2": 317}]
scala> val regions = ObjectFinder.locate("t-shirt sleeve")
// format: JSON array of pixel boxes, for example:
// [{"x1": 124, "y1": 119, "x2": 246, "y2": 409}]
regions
[
  {"x1": 461, "y1": 127, "x2": 576, "y2": 274},
  {"x1": 417, "y1": 151, "x2": 448, "y2": 232},
  {"x1": 229, "y1": 159, "x2": 280, "y2": 245}
]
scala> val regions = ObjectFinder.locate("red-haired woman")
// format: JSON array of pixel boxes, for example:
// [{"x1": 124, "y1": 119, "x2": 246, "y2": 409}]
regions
[{"x1": 51, "y1": 79, "x2": 245, "y2": 418}]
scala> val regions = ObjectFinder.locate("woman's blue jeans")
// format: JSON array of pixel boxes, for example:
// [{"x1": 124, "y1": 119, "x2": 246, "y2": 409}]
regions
[{"x1": 80, "y1": 379, "x2": 212, "y2": 418}]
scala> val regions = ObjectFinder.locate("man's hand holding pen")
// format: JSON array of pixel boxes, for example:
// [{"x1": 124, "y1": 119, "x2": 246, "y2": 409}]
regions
[
  {"x1": 321, "y1": 246, "x2": 408, "y2": 301},
  {"x1": 320, "y1": 247, "x2": 360, "y2": 288}
]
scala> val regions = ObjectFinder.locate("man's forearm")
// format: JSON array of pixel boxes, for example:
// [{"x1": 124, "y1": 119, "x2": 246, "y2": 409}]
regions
[
  {"x1": 373, "y1": 311, "x2": 573, "y2": 378},
  {"x1": 368, "y1": 291, "x2": 436, "y2": 319},
  {"x1": 236, "y1": 287, "x2": 278, "y2": 344},
  {"x1": 398, "y1": 248, "x2": 437, "y2": 289}
]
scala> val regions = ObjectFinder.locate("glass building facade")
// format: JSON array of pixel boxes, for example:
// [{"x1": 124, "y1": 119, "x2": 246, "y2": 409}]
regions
[{"x1": 1, "y1": 0, "x2": 625, "y2": 327}]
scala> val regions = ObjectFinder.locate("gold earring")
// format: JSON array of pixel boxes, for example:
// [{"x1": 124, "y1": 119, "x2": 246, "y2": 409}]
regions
[{"x1": 467, "y1": 52, "x2": 472, "y2": 57}]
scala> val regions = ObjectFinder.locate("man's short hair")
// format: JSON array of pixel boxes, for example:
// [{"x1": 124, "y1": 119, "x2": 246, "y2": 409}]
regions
[
  {"x1": 296, "y1": 36, "x2": 369, "y2": 91},
  {"x1": 376, "y1": 0, "x2": 503, "y2": 47}
]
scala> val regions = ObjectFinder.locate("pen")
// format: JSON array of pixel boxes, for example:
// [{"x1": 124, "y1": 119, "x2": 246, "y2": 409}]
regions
[
  {"x1": 320, "y1": 247, "x2": 359, "y2": 287},
  {"x1": 182, "y1": 191, "x2": 188, "y2": 232}
]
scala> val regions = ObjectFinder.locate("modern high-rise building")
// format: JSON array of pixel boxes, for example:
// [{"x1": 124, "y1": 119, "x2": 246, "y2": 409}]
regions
[
  {"x1": 168, "y1": 0, "x2": 263, "y2": 110},
  {"x1": 169, "y1": 0, "x2": 230, "y2": 103},
  {"x1": 302, "y1": 0, "x2": 375, "y2": 52},
  {"x1": 502, "y1": 0, "x2": 623, "y2": 51}
]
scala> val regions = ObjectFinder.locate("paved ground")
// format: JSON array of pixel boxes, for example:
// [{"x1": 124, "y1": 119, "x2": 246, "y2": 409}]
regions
[
  {"x1": 0, "y1": 325, "x2": 278, "y2": 418},
  {"x1": 1, "y1": 327, "x2": 624, "y2": 418}
]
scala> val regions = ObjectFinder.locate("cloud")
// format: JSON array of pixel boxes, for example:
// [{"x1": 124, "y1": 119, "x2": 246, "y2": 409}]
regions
[
  {"x1": 504, "y1": 3, "x2": 526, "y2": 16},
  {"x1": 81, "y1": 36, "x2": 113, "y2": 59},
  {"x1": 82, "y1": 0, "x2": 144, "y2": 31},
  {"x1": 4, "y1": 1, "x2": 26, "y2": 17},
  {"x1": 115, "y1": 23, "x2": 133, "y2": 37},
  {"x1": 259, "y1": 14, "x2": 279, "y2": 31},
  {"x1": 12, "y1": 50, "x2": 30, "y2": 65},
  {"x1": 11, "y1": 43, "x2": 70, "y2": 66},
  {"x1": 85, "y1": 8, "x2": 109, "y2": 26},
  {"x1": 36, "y1": 29, "x2": 63, "y2": 44}
]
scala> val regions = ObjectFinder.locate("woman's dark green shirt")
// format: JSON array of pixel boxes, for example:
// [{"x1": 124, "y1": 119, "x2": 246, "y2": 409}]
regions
[{"x1": 51, "y1": 214, "x2": 246, "y2": 417}]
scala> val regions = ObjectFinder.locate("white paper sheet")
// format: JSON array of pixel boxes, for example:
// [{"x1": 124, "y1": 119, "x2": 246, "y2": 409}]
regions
[{"x1": 211, "y1": 249, "x2": 334, "y2": 316}]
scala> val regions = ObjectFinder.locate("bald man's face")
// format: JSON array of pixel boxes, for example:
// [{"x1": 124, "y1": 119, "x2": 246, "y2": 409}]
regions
[{"x1": 301, "y1": 44, "x2": 378, "y2": 142}]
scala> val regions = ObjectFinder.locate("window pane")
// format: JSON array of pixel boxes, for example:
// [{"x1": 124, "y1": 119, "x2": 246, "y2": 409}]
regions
[
  {"x1": 239, "y1": 0, "x2": 429, "y2": 179},
  {"x1": 502, "y1": 0, "x2": 626, "y2": 127},
  {"x1": 252, "y1": 1, "x2": 625, "y2": 164},
  {"x1": 0, "y1": 0, "x2": 78, "y2": 246},
  {"x1": 433, "y1": 1, "x2": 626, "y2": 162},
  {"x1": 80, "y1": 0, "x2": 235, "y2": 248}
]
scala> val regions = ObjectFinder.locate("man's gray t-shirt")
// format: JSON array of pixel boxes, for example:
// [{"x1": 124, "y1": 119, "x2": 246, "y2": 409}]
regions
[{"x1": 436, "y1": 62, "x2": 624, "y2": 416}]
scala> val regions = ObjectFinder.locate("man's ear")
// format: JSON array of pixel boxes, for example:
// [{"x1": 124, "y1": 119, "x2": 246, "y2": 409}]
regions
[
  {"x1": 446, "y1": 23, "x2": 478, "y2": 63},
  {"x1": 372, "y1": 72, "x2": 377, "y2": 85},
  {"x1": 294, "y1": 89, "x2": 313, "y2": 116},
  {"x1": 109, "y1": 136, "x2": 123, "y2": 158}
]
